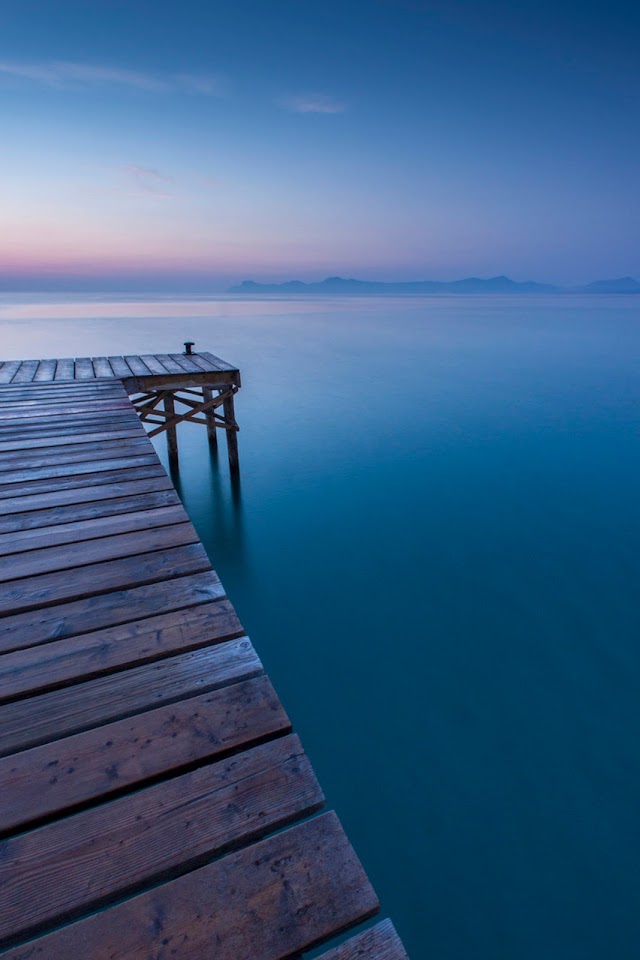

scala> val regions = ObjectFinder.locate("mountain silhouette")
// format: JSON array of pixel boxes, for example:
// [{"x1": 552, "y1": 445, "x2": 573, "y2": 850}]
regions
[{"x1": 229, "y1": 274, "x2": 640, "y2": 295}]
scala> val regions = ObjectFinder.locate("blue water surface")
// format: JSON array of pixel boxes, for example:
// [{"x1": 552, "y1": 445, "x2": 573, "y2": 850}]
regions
[{"x1": 2, "y1": 294, "x2": 639, "y2": 958}]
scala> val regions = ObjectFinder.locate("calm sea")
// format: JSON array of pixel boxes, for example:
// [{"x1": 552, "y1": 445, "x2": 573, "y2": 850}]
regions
[{"x1": 2, "y1": 293, "x2": 639, "y2": 959}]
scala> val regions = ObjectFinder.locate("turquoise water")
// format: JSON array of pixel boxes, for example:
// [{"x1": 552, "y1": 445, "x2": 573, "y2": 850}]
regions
[{"x1": 2, "y1": 294, "x2": 640, "y2": 958}]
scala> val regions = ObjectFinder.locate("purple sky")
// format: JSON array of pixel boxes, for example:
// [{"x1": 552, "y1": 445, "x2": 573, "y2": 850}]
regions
[{"x1": 1, "y1": 0, "x2": 638, "y2": 289}]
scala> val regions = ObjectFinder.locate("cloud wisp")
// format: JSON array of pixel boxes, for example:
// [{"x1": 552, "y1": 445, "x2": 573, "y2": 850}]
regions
[
  {"x1": 282, "y1": 93, "x2": 347, "y2": 114},
  {"x1": 120, "y1": 164, "x2": 175, "y2": 197},
  {"x1": 0, "y1": 60, "x2": 222, "y2": 95}
]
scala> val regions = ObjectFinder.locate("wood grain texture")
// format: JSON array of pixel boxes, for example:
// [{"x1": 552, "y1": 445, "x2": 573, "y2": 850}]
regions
[
  {"x1": 0, "y1": 675, "x2": 287, "y2": 833},
  {"x1": 0, "y1": 361, "x2": 21, "y2": 383},
  {"x1": 10, "y1": 360, "x2": 39, "y2": 383},
  {"x1": 0, "y1": 542, "x2": 211, "y2": 616},
  {"x1": 54, "y1": 358, "x2": 74, "y2": 380},
  {"x1": 0, "y1": 569, "x2": 224, "y2": 651},
  {"x1": 0, "y1": 521, "x2": 199, "y2": 583},
  {"x1": 0, "y1": 597, "x2": 243, "y2": 701},
  {"x1": 0, "y1": 736, "x2": 322, "y2": 948},
  {"x1": 0, "y1": 813, "x2": 377, "y2": 960},
  {"x1": 0, "y1": 637, "x2": 262, "y2": 755},
  {"x1": 33, "y1": 359, "x2": 57, "y2": 382},
  {"x1": 92, "y1": 356, "x2": 116, "y2": 378},
  {"x1": 0, "y1": 488, "x2": 181, "y2": 535},
  {"x1": 0, "y1": 384, "x2": 123, "y2": 402},
  {"x1": 0, "y1": 436, "x2": 151, "y2": 470},
  {"x1": 0, "y1": 452, "x2": 160, "y2": 486},
  {"x1": 0, "y1": 474, "x2": 174, "y2": 516},
  {"x1": 0, "y1": 504, "x2": 187, "y2": 556},
  {"x1": 315, "y1": 920, "x2": 409, "y2": 959},
  {"x1": 0, "y1": 463, "x2": 166, "y2": 502},
  {"x1": 0, "y1": 425, "x2": 145, "y2": 454}
]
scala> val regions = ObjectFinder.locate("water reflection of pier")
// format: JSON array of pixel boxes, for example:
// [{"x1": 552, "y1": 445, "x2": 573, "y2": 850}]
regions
[{"x1": 0, "y1": 353, "x2": 408, "y2": 959}]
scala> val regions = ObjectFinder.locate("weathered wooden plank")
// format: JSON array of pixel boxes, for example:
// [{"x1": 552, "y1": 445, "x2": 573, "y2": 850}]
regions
[
  {"x1": 0, "y1": 542, "x2": 211, "y2": 618},
  {"x1": 0, "y1": 813, "x2": 378, "y2": 960},
  {"x1": 138, "y1": 353, "x2": 170, "y2": 374},
  {"x1": 92, "y1": 356, "x2": 115, "y2": 378},
  {"x1": 33, "y1": 359, "x2": 58, "y2": 382},
  {"x1": 154, "y1": 353, "x2": 186, "y2": 373},
  {"x1": 124, "y1": 354, "x2": 153, "y2": 376},
  {"x1": 0, "y1": 736, "x2": 320, "y2": 949},
  {"x1": 316, "y1": 920, "x2": 409, "y2": 960},
  {"x1": 0, "y1": 488, "x2": 181, "y2": 535},
  {"x1": 0, "y1": 410, "x2": 137, "y2": 439},
  {"x1": 74, "y1": 357, "x2": 96, "y2": 379},
  {"x1": 0, "y1": 463, "x2": 167, "y2": 502},
  {"x1": 0, "y1": 436, "x2": 151, "y2": 471},
  {"x1": 0, "y1": 453, "x2": 159, "y2": 486},
  {"x1": 0, "y1": 596, "x2": 243, "y2": 701},
  {"x1": 0, "y1": 384, "x2": 125, "y2": 405},
  {"x1": 0, "y1": 503, "x2": 187, "y2": 556},
  {"x1": 194, "y1": 350, "x2": 239, "y2": 372},
  {"x1": 0, "y1": 386, "x2": 125, "y2": 405},
  {"x1": 0, "y1": 375, "x2": 120, "y2": 392},
  {"x1": 54, "y1": 358, "x2": 75, "y2": 380},
  {"x1": 0, "y1": 401, "x2": 132, "y2": 424},
  {"x1": 0, "y1": 360, "x2": 21, "y2": 383},
  {"x1": 0, "y1": 384, "x2": 127, "y2": 404},
  {"x1": 0, "y1": 424, "x2": 144, "y2": 453},
  {"x1": 0, "y1": 473, "x2": 173, "y2": 516},
  {"x1": 0, "y1": 569, "x2": 224, "y2": 652},
  {"x1": 9, "y1": 360, "x2": 39, "y2": 383},
  {"x1": 108, "y1": 355, "x2": 134, "y2": 378},
  {"x1": 0, "y1": 675, "x2": 288, "y2": 833},
  {"x1": 0, "y1": 521, "x2": 199, "y2": 584},
  {"x1": 168, "y1": 353, "x2": 209, "y2": 374},
  {"x1": 0, "y1": 637, "x2": 261, "y2": 755}
]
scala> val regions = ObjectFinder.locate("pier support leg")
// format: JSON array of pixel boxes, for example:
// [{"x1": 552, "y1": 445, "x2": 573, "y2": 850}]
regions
[
  {"x1": 222, "y1": 389, "x2": 240, "y2": 475},
  {"x1": 164, "y1": 392, "x2": 179, "y2": 471},
  {"x1": 202, "y1": 386, "x2": 218, "y2": 451}
]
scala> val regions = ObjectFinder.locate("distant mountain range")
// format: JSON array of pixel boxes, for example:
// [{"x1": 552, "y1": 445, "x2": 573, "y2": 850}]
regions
[{"x1": 229, "y1": 275, "x2": 640, "y2": 295}]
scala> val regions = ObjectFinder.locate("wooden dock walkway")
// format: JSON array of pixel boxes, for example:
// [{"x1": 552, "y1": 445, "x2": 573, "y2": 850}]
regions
[
  {"x1": 0, "y1": 366, "x2": 408, "y2": 958},
  {"x1": 0, "y1": 350, "x2": 243, "y2": 474}
]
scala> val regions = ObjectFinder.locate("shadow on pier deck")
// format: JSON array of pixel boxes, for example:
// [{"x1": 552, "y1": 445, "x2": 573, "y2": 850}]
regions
[{"x1": 0, "y1": 356, "x2": 408, "y2": 959}]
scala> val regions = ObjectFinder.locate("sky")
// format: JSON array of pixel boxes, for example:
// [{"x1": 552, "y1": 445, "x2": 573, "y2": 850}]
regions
[{"x1": 0, "y1": 0, "x2": 638, "y2": 290}]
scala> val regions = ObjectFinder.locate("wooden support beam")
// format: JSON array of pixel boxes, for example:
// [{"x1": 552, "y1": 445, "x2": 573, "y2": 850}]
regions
[
  {"x1": 131, "y1": 383, "x2": 239, "y2": 475},
  {"x1": 164, "y1": 393, "x2": 178, "y2": 471},
  {"x1": 223, "y1": 388, "x2": 239, "y2": 475},
  {"x1": 202, "y1": 386, "x2": 218, "y2": 450}
]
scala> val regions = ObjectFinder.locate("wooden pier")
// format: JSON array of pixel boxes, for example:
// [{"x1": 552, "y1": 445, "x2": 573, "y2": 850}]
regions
[
  {"x1": 0, "y1": 358, "x2": 408, "y2": 959},
  {"x1": 0, "y1": 348, "x2": 243, "y2": 474}
]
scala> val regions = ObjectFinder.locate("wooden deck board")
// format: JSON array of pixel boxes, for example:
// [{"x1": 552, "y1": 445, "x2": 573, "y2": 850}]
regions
[
  {"x1": 0, "y1": 596, "x2": 243, "y2": 702},
  {"x1": 0, "y1": 569, "x2": 224, "y2": 651},
  {"x1": 0, "y1": 370, "x2": 405, "y2": 957},
  {"x1": 0, "y1": 735, "x2": 322, "y2": 947},
  {"x1": 0, "y1": 520, "x2": 199, "y2": 582},
  {"x1": 316, "y1": 920, "x2": 409, "y2": 959},
  {"x1": 0, "y1": 541, "x2": 211, "y2": 616},
  {"x1": 0, "y1": 814, "x2": 378, "y2": 960},
  {"x1": 0, "y1": 452, "x2": 160, "y2": 485},
  {"x1": 0, "y1": 637, "x2": 262, "y2": 755},
  {"x1": 0, "y1": 675, "x2": 288, "y2": 833},
  {"x1": 0, "y1": 352, "x2": 239, "y2": 384},
  {"x1": 0, "y1": 435, "x2": 153, "y2": 470},
  {"x1": 0, "y1": 503, "x2": 188, "y2": 554}
]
